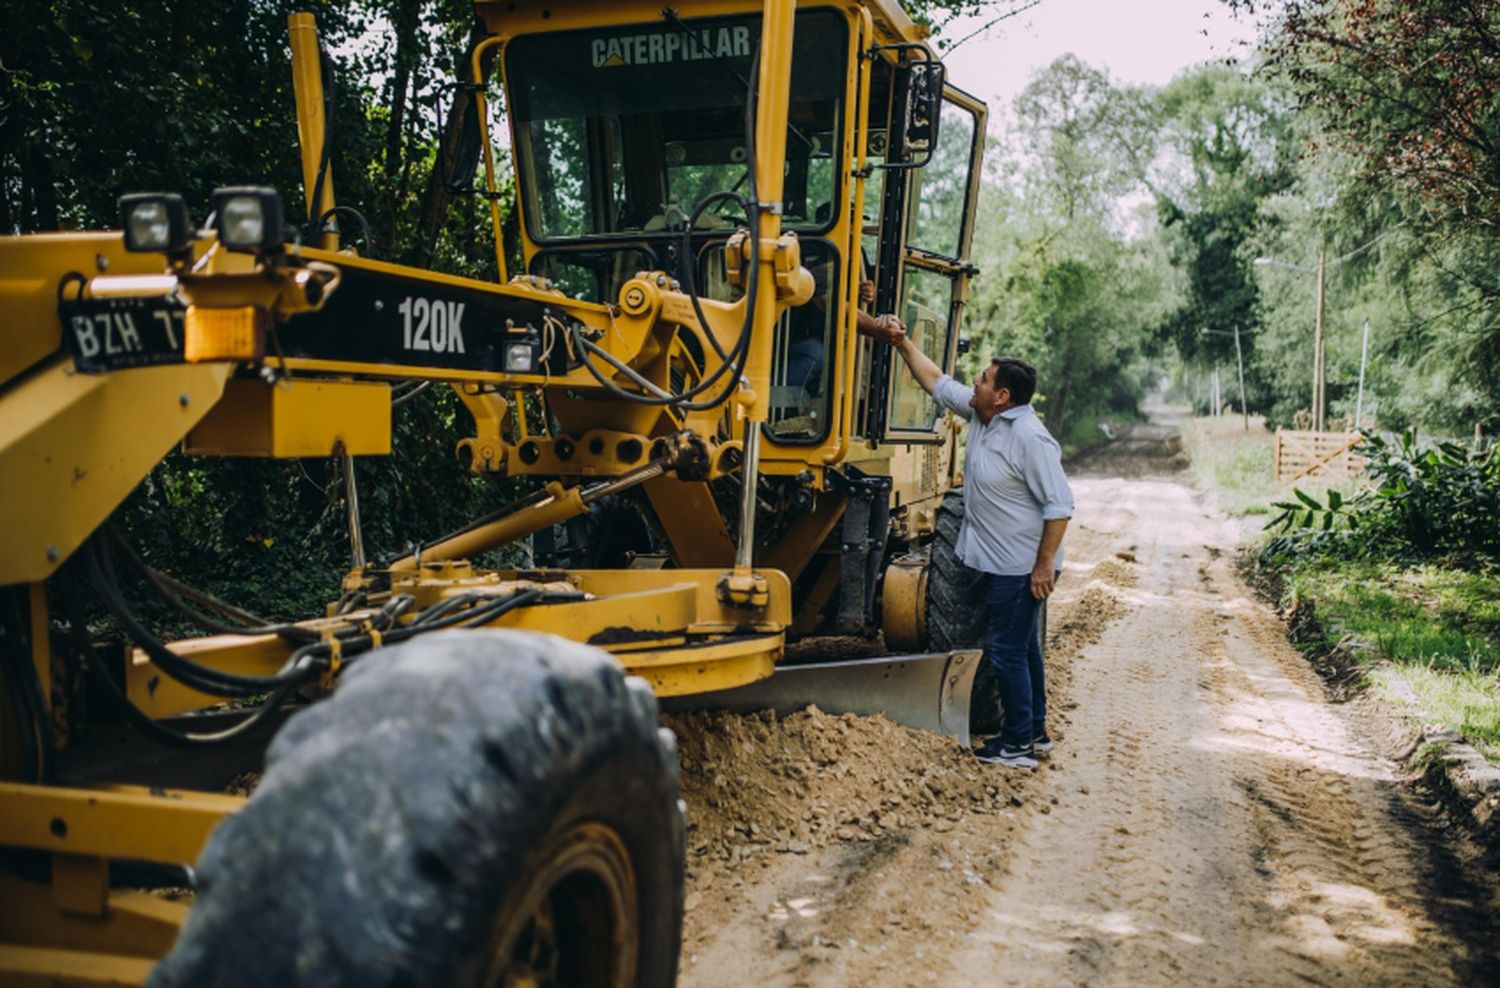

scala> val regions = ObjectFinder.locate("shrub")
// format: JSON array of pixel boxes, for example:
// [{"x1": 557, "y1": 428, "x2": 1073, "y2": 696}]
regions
[{"x1": 1261, "y1": 432, "x2": 1500, "y2": 570}]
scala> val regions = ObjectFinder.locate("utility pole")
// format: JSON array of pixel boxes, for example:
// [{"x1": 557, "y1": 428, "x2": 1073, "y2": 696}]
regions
[
  {"x1": 1354, "y1": 318, "x2": 1370, "y2": 433},
  {"x1": 1234, "y1": 325, "x2": 1248, "y2": 433},
  {"x1": 1313, "y1": 241, "x2": 1327, "y2": 433}
]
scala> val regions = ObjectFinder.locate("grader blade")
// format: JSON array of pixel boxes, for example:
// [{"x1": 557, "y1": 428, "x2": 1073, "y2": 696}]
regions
[{"x1": 664, "y1": 650, "x2": 981, "y2": 747}]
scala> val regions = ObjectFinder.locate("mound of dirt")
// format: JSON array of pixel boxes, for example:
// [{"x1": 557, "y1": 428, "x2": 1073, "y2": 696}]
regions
[{"x1": 668, "y1": 705, "x2": 1022, "y2": 869}]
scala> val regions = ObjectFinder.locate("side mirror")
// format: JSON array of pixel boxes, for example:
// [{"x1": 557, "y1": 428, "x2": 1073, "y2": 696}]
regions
[
  {"x1": 956, "y1": 335, "x2": 971, "y2": 356},
  {"x1": 900, "y1": 59, "x2": 945, "y2": 167},
  {"x1": 441, "y1": 83, "x2": 484, "y2": 195}
]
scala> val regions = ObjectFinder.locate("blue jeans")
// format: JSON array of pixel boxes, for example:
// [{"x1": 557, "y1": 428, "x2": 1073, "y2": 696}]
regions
[{"x1": 983, "y1": 572, "x2": 1047, "y2": 748}]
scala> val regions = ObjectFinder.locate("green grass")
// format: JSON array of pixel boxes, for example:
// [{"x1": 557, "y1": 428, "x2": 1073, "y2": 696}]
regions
[{"x1": 1288, "y1": 562, "x2": 1500, "y2": 759}]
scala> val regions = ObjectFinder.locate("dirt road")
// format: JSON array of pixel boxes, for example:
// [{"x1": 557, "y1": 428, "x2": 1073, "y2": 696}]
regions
[{"x1": 670, "y1": 426, "x2": 1500, "y2": 986}]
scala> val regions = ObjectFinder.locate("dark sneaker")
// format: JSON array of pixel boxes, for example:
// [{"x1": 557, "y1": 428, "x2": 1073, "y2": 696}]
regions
[
  {"x1": 974, "y1": 740, "x2": 1038, "y2": 769},
  {"x1": 1033, "y1": 734, "x2": 1054, "y2": 755}
]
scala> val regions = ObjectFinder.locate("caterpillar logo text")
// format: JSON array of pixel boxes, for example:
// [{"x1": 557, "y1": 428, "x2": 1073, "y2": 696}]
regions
[{"x1": 592, "y1": 25, "x2": 752, "y2": 68}]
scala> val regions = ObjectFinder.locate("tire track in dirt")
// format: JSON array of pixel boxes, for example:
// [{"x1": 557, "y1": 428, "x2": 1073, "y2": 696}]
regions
[
  {"x1": 673, "y1": 447, "x2": 1497, "y2": 986},
  {"x1": 941, "y1": 476, "x2": 1492, "y2": 987}
]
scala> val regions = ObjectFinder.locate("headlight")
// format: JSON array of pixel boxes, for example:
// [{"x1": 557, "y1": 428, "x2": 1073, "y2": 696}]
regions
[
  {"x1": 118, "y1": 193, "x2": 193, "y2": 254},
  {"x1": 504, "y1": 339, "x2": 538, "y2": 374},
  {"x1": 211, "y1": 186, "x2": 284, "y2": 253}
]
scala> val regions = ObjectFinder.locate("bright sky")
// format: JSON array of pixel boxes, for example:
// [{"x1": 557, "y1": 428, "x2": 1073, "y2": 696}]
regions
[{"x1": 938, "y1": 0, "x2": 1261, "y2": 113}]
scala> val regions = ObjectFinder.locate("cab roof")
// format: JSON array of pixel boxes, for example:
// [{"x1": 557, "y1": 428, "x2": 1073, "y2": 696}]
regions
[{"x1": 473, "y1": 0, "x2": 929, "y2": 47}]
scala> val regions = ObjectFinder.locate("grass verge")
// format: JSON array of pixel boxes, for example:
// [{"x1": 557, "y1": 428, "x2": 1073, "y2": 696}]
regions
[{"x1": 1283, "y1": 561, "x2": 1500, "y2": 760}]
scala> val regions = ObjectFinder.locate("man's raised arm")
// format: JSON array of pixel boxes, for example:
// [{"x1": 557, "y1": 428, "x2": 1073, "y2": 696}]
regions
[{"x1": 892, "y1": 333, "x2": 944, "y2": 396}]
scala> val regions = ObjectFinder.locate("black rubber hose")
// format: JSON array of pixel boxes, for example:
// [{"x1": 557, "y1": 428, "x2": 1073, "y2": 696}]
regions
[
  {"x1": 107, "y1": 530, "x2": 319, "y2": 642},
  {"x1": 316, "y1": 205, "x2": 374, "y2": 256},
  {"x1": 85, "y1": 540, "x2": 322, "y2": 698},
  {"x1": 60, "y1": 569, "x2": 298, "y2": 749}
]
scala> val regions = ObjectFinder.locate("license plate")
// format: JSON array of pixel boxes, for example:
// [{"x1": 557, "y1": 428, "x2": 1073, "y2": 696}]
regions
[{"x1": 59, "y1": 295, "x2": 186, "y2": 372}]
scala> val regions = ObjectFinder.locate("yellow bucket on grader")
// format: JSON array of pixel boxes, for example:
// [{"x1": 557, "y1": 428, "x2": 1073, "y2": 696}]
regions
[{"x1": 0, "y1": 0, "x2": 993, "y2": 981}]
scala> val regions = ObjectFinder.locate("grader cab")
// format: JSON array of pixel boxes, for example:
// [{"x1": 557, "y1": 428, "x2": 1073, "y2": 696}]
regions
[{"x1": 0, "y1": 0, "x2": 988, "y2": 982}]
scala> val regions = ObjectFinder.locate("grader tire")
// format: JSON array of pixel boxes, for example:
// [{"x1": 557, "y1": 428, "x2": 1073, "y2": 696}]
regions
[
  {"x1": 926, "y1": 488, "x2": 1004, "y2": 736},
  {"x1": 151, "y1": 630, "x2": 684, "y2": 988}
]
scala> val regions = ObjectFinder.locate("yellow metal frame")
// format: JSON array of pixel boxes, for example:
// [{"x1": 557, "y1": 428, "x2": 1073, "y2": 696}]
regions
[
  {"x1": 125, "y1": 566, "x2": 792, "y2": 718},
  {"x1": 480, "y1": 0, "x2": 904, "y2": 473},
  {"x1": 0, "y1": 357, "x2": 232, "y2": 585},
  {"x1": 0, "y1": 783, "x2": 239, "y2": 985},
  {"x1": 184, "y1": 377, "x2": 392, "y2": 457},
  {"x1": 0, "y1": 4, "x2": 983, "y2": 982}
]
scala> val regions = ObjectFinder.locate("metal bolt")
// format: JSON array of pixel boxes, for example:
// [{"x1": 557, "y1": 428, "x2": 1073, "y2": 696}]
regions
[
  {"x1": 179, "y1": 392, "x2": 191, "y2": 406},
  {"x1": 46, "y1": 545, "x2": 59, "y2": 562},
  {"x1": 374, "y1": 299, "x2": 384, "y2": 311},
  {"x1": 95, "y1": 254, "x2": 109, "y2": 272},
  {"x1": 656, "y1": 275, "x2": 667, "y2": 287}
]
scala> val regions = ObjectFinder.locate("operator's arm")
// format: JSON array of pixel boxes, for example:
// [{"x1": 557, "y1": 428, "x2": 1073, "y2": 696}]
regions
[{"x1": 855, "y1": 309, "x2": 902, "y2": 340}]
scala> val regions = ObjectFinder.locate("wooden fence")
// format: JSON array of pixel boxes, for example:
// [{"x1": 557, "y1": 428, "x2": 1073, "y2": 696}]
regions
[{"x1": 1275, "y1": 430, "x2": 1366, "y2": 484}]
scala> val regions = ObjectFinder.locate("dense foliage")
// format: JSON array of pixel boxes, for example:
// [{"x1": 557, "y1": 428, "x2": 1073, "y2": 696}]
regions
[
  {"x1": 7, "y1": 0, "x2": 1499, "y2": 610},
  {"x1": 1239, "y1": 0, "x2": 1500, "y2": 433},
  {"x1": 1263, "y1": 434, "x2": 1500, "y2": 569},
  {"x1": 1, "y1": 0, "x2": 522, "y2": 618}
]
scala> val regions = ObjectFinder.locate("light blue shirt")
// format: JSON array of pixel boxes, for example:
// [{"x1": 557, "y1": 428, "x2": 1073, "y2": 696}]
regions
[{"x1": 933, "y1": 374, "x2": 1075, "y2": 576}]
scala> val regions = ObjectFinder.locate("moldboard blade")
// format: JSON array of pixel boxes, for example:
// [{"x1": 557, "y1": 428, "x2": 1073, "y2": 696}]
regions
[{"x1": 662, "y1": 650, "x2": 980, "y2": 747}]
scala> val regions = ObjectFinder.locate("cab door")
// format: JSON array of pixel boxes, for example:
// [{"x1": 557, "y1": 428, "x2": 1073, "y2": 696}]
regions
[{"x1": 878, "y1": 86, "x2": 986, "y2": 443}]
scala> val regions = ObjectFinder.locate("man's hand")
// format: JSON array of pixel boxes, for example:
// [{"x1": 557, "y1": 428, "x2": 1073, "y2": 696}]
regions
[
  {"x1": 1032, "y1": 519, "x2": 1069, "y2": 598},
  {"x1": 871, "y1": 313, "x2": 906, "y2": 346},
  {"x1": 859, "y1": 279, "x2": 876, "y2": 306},
  {"x1": 1030, "y1": 559, "x2": 1056, "y2": 600},
  {"x1": 1030, "y1": 562, "x2": 1055, "y2": 599}
]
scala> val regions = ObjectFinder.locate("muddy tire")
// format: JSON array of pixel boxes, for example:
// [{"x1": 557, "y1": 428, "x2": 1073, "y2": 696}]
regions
[
  {"x1": 926, "y1": 488, "x2": 1003, "y2": 735},
  {"x1": 151, "y1": 630, "x2": 684, "y2": 988}
]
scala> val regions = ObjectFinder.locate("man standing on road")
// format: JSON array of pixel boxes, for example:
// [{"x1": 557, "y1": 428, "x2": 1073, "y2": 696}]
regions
[{"x1": 874, "y1": 326, "x2": 1074, "y2": 768}]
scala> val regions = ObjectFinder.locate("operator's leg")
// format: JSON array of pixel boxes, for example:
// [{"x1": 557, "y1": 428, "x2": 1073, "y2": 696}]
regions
[{"x1": 983, "y1": 573, "x2": 1044, "y2": 749}]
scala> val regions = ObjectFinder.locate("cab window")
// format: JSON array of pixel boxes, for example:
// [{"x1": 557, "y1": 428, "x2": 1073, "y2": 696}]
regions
[{"x1": 507, "y1": 11, "x2": 848, "y2": 242}]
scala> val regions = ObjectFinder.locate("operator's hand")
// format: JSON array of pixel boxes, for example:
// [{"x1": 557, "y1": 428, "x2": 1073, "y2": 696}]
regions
[
  {"x1": 859, "y1": 279, "x2": 876, "y2": 306},
  {"x1": 872, "y1": 313, "x2": 906, "y2": 345},
  {"x1": 1030, "y1": 559, "x2": 1056, "y2": 600}
]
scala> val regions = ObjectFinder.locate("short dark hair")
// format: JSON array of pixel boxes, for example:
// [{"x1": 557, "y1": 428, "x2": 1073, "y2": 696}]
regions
[{"x1": 989, "y1": 357, "x2": 1037, "y2": 405}]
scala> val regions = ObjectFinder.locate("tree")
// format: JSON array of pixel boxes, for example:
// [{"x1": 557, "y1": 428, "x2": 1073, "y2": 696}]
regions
[
  {"x1": 1237, "y1": 0, "x2": 1500, "y2": 427},
  {"x1": 965, "y1": 57, "x2": 1178, "y2": 448},
  {"x1": 0, "y1": 0, "x2": 525, "y2": 617},
  {"x1": 1147, "y1": 65, "x2": 1295, "y2": 415}
]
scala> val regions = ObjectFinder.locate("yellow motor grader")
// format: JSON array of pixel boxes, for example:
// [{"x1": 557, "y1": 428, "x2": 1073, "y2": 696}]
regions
[{"x1": 0, "y1": 0, "x2": 991, "y2": 982}]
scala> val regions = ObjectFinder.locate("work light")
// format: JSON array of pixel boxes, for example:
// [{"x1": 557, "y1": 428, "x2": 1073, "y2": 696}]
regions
[
  {"x1": 504, "y1": 338, "x2": 538, "y2": 374},
  {"x1": 119, "y1": 193, "x2": 193, "y2": 254},
  {"x1": 211, "y1": 186, "x2": 284, "y2": 253}
]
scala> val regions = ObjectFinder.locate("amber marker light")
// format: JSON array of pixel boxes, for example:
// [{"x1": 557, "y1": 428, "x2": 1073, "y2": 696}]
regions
[{"x1": 183, "y1": 306, "x2": 265, "y2": 363}]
